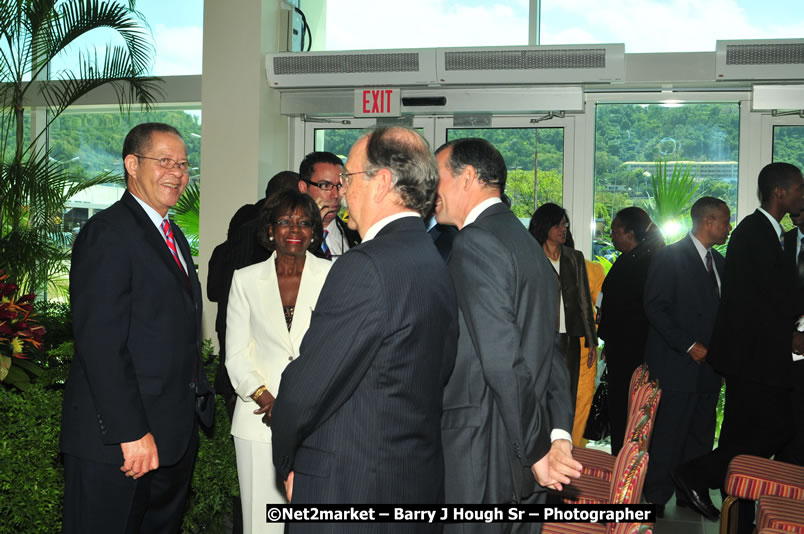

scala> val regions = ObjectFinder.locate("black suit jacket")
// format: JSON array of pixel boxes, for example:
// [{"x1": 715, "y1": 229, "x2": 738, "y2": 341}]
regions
[
  {"x1": 708, "y1": 210, "x2": 798, "y2": 388},
  {"x1": 643, "y1": 235, "x2": 724, "y2": 393},
  {"x1": 272, "y1": 216, "x2": 458, "y2": 507},
  {"x1": 428, "y1": 223, "x2": 458, "y2": 261},
  {"x1": 784, "y1": 227, "x2": 804, "y2": 317},
  {"x1": 598, "y1": 241, "x2": 658, "y2": 374},
  {"x1": 61, "y1": 191, "x2": 207, "y2": 466},
  {"x1": 442, "y1": 203, "x2": 572, "y2": 504}
]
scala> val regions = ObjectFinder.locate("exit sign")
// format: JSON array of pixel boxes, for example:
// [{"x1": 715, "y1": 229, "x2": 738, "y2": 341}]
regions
[{"x1": 354, "y1": 88, "x2": 401, "y2": 117}]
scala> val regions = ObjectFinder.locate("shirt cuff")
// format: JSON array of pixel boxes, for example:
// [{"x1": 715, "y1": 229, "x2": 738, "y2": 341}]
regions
[{"x1": 550, "y1": 429, "x2": 573, "y2": 445}]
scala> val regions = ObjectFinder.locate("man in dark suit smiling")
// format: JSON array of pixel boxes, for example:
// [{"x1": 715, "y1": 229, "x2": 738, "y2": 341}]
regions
[
  {"x1": 272, "y1": 127, "x2": 457, "y2": 532},
  {"x1": 434, "y1": 137, "x2": 580, "y2": 534},
  {"x1": 61, "y1": 123, "x2": 211, "y2": 533}
]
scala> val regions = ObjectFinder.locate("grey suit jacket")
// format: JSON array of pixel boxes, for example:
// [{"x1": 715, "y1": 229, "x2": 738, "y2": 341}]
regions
[
  {"x1": 643, "y1": 235, "x2": 724, "y2": 393},
  {"x1": 442, "y1": 202, "x2": 572, "y2": 505},
  {"x1": 272, "y1": 217, "x2": 458, "y2": 512}
]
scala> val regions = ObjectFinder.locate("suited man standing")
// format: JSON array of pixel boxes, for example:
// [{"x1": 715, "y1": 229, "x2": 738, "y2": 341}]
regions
[
  {"x1": 272, "y1": 127, "x2": 458, "y2": 531},
  {"x1": 642, "y1": 197, "x2": 731, "y2": 515},
  {"x1": 779, "y1": 208, "x2": 804, "y2": 467},
  {"x1": 674, "y1": 163, "x2": 804, "y2": 526},
  {"x1": 297, "y1": 151, "x2": 360, "y2": 259},
  {"x1": 434, "y1": 138, "x2": 581, "y2": 533},
  {"x1": 61, "y1": 123, "x2": 212, "y2": 532}
]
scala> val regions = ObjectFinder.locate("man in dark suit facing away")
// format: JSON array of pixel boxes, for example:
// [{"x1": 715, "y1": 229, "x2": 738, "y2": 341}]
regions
[
  {"x1": 673, "y1": 162, "x2": 804, "y2": 527},
  {"x1": 642, "y1": 197, "x2": 731, "y2": 515},
  {"x1": 779, "y1": 207, "x2": 804, "y2": 467},
  {"x1": 272, "y1": 127, "x2": 458, "y2": 532},
  {"x1": 434, "y1": 137, "x2": 581, "y2": 534},
  {"x1": 61, "y1": 123, "x2": 212, "y2": 533}
]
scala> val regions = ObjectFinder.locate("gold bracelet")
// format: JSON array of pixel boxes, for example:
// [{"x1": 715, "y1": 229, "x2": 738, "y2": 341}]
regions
[{"x1": 251, "y1": 385, "x2": 268, "y2": 401}]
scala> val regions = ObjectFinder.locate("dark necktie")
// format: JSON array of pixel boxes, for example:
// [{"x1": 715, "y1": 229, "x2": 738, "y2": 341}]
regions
[
  {"x1": 705, "y1": 249, "x2": 719, "y2": 297},
  {"x1": 161, "y1": 219, "x2": 186, "y2": 274},
  {"x1": 321, "y1": 229, "x2": 331, "y2": 260},
  {"x1": 798, "y1": 237, "x2": 804, "y2": 287}
]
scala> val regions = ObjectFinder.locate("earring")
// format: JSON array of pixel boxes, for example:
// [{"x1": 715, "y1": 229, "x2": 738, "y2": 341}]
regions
[{"x1": 269, "y1": 236, "x2": 274, "y2": 242}]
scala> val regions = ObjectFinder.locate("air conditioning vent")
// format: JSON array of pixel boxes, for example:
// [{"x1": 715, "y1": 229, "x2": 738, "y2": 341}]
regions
[
  {"x1": 716, "y1": 39, "x2": 804, "y2": 80},
  {"x1": 436, "y1": 44, "x2": 624, "y2": 84},
  {"x1": 273, "y1": 52, "x2": 421, "y2": 75},
  {"x1": 266, "y1": 49, "x2": 437, "y2": 88},
  {"x1": 443, "y1": 48, "x2": 607, "y2": 71}
]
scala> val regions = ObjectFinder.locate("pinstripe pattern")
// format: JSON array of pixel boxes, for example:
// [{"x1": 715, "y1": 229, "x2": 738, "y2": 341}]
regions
[
  {"x1": 271, "y1": 217, "x2": 457, "y2": 529},
  {"x1": 758, "y1": 495, "x2": 804, "y2": 533}
]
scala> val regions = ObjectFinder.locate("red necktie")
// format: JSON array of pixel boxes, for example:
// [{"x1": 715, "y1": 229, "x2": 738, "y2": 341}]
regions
[{"x1": 161, "y1": 219, "x2": 186, "y2": 274}]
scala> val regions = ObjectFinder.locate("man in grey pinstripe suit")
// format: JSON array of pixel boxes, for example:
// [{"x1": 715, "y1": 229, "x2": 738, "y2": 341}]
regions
[
  {"x1": 435, "y1": 138, "x2": 581, "y2": 534},
  {"x1": 272, "y1": 127, "x2": 458, "y2": 532}
]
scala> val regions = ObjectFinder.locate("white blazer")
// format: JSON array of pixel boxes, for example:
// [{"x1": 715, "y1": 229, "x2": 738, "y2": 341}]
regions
[{"x1": 226, "y1": 251, "x2": 331, "y2": 442}]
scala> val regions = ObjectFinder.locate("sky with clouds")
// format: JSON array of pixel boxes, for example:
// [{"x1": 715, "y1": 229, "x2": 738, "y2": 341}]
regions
[
  {"x1": 51, "y1": 0, "x2": 803, "y2": 77},
  {"x1": 324, "y1": 0, "x2": 804, "y2": 53}
]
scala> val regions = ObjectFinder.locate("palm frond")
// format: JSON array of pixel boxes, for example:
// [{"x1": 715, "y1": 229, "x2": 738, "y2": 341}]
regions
[
  {"x1": 647, "y1": 158, "x2": 699, "y2": 223},
  {"x1": 41, "y1": 45, "x2": 163, "y2": 124},
  {"x1": 172, "y1": 181, "x2": 199, "y2": 255},
  {"x1": 32, "y1": 0, "x2": 154, "y2": 80}
]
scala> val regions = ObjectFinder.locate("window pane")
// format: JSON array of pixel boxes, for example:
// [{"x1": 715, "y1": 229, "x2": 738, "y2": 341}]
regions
[
  {"x1": 313, "y1": 128, "x2": 365, "y2": 160},
  {"x1": 51, "y1": 0, "x2": 203, "y2": 76},
  {"x1": 772, "y1": 125, "x2": 804, "y2": 231},
  {"x1": 540, "y1": 0, "x2": 804, "y2": 53},
  {"x1": 321, "y1": 0, "x2": 528, "y2": 50},
  {"x1": 593, "y1": 103, "x2": 739, "y2": 255},
  {"x1": 773, "y1": 125, "x2": 804, "y2": 171},
  {"x1": 446, "y1": 128, "x2": 564, "y2": 221},
  {"x1": 49, "y1": 110, "x2": 201, "y2": 234}
]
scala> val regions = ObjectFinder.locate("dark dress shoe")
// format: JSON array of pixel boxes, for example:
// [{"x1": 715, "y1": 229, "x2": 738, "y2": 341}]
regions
[
  {"x1": 676, "y1": 494, "x2": 691, "y2": 508},
  {"x1": 671, "y1": 468, "x2": 720, "y2": 521}
]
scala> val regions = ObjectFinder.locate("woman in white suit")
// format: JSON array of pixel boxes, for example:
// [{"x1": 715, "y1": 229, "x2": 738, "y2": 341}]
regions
[{"x1": 226, "y1": 190, "x2": 331, "y2": 533}]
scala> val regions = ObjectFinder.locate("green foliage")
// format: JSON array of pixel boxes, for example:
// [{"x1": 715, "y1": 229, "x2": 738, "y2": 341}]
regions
[
  {"x1": 0, "y1": 0, "x2": 162, "y2": 295},
  {"x1": 173, "y1": 181, "x2": 200, "y2": 256},
  {"x1": 647, "y1": 159, "x2": 699, "y2": 226},
  {"x1": 0, "y1": 384, "x2": 65, "y2": 534},
  {"x1": 182, "y1": 389, "x2": 240, "y2": 533},
  {"x1": 715, "y1": 383, "x2": 726, "y2": 441}
]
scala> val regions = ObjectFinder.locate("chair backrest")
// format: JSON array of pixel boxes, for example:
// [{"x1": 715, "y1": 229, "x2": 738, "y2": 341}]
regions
[
  {"x1": 629, "y1": 413, "x2": 655, "y2": 452},
  {"x1": 610, "y1": 448, "x2": 649, "y2": 504},
  {"x1": 641, "y1": 383, "x2": 662, "y2": 421},
  {"x1": 611, "y1": 524, "x2": 653, "y2": 534},
  {"x1": 628, "y1": 364, "x2": 650, "y2": 401},
  {"x1": 610, "y1": 441, "x2": 640, "y2": 491}
]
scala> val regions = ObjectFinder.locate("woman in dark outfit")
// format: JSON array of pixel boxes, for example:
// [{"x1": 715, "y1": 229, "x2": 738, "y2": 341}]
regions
[
  {"x1": 597, "y1": 206, "x2": 664, "y2": 455},
  {"x1": 529, "y1": 203, "x2": 597, "y2": 423}
]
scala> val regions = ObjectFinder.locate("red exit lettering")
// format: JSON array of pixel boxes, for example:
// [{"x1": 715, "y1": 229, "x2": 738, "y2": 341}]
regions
[{"x1": 361, "y1": 89, "x2": 395, "y2": 114}]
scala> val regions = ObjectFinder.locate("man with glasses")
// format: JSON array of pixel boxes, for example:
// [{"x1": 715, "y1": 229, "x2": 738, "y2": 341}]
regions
[
  {"x1": 61, "y1": 123, "x2": 212, "y2": 533},
  {"x1": 272, "y1": 128, "x2": 457, "y2": 524},
  {"x1": 298, "y1": 151, "x2": 360, "y2": 260}
]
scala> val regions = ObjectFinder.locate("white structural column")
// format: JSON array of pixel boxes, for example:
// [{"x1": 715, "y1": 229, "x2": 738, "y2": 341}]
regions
[{"x1": 199, "y1": 0, "x2": 289, "y2": 347}]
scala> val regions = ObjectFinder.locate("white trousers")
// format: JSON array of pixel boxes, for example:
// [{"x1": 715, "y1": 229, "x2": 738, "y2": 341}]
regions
[{"x1": 233, "y1": 436, "x2": 287, "y2": 534}]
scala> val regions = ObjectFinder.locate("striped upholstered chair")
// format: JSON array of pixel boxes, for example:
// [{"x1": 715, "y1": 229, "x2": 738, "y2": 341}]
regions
[
  {"x1": 573, "y1": 381, "x2": 661, "y2": 482},
  {"x1": 756, "y1": 494, "x2": 804, "y2": 533},
  {"x1": 544, "y1": 442, "x2": 651, "y2": 534},
  {"x1": 721, "y1": 455, "x2": 804, "y2": 534}
]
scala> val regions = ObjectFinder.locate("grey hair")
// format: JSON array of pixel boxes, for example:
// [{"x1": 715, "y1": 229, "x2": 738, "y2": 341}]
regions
[{"x1": 362, "y1": 127, "x2": 438, "y2": 216}]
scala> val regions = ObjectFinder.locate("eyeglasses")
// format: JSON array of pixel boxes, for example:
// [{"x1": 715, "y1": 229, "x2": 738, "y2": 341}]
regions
[
  {"x1": 553, "y1": 221, "x2": 570, "y2": 228},
  {"x1": 339, "y1": 170, "x2": 368, "y2": 184},
  {"x1": 275, "y1": 219, "x2": 313, "y2": 229},
  {"x1": 303, "y1": 179, "x2": 342, "y2": 192},
  {"x1": 135, "y1": 155, "x2": 190, "y2": 173}
]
